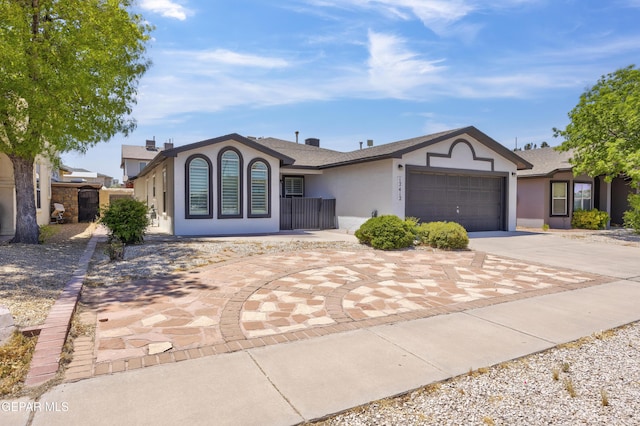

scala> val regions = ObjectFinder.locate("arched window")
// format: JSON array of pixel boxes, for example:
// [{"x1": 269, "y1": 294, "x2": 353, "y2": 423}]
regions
[
  {"x1": 218, "y1": 148, "x2": 243, "y2": 218},
  {"x1": 185, "y1": 155, "x2": 212, "y2": 218},
  {"x1": 248, "y1": 159, "x2": 270, "y2": 218}
]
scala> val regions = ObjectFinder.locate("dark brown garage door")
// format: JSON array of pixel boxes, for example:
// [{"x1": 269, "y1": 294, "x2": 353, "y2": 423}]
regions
[{"x1": 406, "y1": 170, "x2": 505, "y2": 232}]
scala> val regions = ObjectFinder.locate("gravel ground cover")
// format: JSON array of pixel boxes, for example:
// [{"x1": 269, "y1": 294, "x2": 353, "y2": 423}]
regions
[
  {"x1": 0, "y1": 223, "x2": 95, "y2": 326},
  {"x1": 85, "y1": 236, "x2": 365, "y2": 286},
  {"x1": 312, "y1": 322, "x2": 640, "y2": 426}
]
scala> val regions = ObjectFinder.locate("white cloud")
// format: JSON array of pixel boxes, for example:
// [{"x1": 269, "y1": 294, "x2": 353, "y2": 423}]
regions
[
  {"x1": 304, "y1": 0, "x2": 539, "y2": 37},
  {"x1": 139, "y1": 0, "x2": 191, "y2": 21},
  {"x1": 183, "y1": 49, "x2": 290, "y2": 69},
  {"x1": 366, "y1": 30, "x2": 446, "y2": 97}
]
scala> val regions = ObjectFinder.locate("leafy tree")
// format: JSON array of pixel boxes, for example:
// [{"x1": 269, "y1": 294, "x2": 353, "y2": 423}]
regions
[
  {"x1": 0, "y1": 0, "x2": 152, "y2": 243},
  {"x1": 540, "y1": 141, "x2": 550, "y2": 148},
  {"x1": 553, "y1": 65, "x2": 640, "y2": 186}
]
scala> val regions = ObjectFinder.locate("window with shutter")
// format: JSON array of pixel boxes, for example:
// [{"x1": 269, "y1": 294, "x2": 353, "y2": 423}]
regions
[
  {"x1": 249, "y1": 160, "x2": 270, "y2": 217},
  {"x1": 186, "y1": 156, "x2": 212, "y2": 218},
  {"x1": 284, "y1": 176, "x2": 304, "y2": 197},
  {"x1": 218, "y1": 149, "x2": 243, "y2": 218}
]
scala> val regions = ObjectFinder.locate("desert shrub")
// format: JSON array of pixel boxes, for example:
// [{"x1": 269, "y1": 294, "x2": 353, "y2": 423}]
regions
[
  {"x1": 99, "y1": 198, "x2": 149, "y2": 245},
  {"x1": 623, "y1": 193, "x2": 640, "y2": 234},
  {"x1": 38, "y1": 224, "x2": 58, "y2": 244},
  {"x1": 571, "y1": 209, "x2": 609, "y2": 230},
  {"x1": 354, "y1": 215, "x2": 415, "y2": 250},
  {"x1": 417, "y1": 221, "x2": 469, "y2": 250}
]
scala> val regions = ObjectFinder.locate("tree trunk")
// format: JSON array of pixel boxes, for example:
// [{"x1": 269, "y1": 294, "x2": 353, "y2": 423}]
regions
[{"x1": 9, "y1": 154, "x2": 40, "y2": 244}]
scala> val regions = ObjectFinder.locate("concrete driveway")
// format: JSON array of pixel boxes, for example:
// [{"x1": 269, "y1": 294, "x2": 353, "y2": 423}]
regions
[{"x1": 469, "y1": 230, "x2": 640, "y2": 280}]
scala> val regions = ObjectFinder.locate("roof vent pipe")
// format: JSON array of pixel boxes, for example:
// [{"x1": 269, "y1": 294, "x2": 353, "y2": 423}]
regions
[
  {"x1": 359, "y1": 141, "x2": 363, "y2": 150},
  {"x1": 295, "y1": 131, "x2": 299, "y2": 144}
]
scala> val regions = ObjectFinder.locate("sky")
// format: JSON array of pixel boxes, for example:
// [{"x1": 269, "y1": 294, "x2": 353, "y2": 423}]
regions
[{"x1": 62, "y1": 0, "x2": 640, "y2": 182}]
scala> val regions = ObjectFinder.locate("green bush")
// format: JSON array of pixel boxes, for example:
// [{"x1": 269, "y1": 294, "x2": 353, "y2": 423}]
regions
[
  {"x1": 99, "y1": 198, "x2": 149, "y2": 245},
  {"x1": 571, "y1": 209, "x2": 609, "y2": 230},
  {"x1": 38, "y1": 224, "x2": 58, "y2": 244},
  {"x1": 416, "y1": 221, "x2": 469, "y2": 250},
  {"x1": 354, "y1": 215, "x2": 415, "y2": 250},
  {"x1": 623, "y1": 193, "x2": 640, "y2": 234}
]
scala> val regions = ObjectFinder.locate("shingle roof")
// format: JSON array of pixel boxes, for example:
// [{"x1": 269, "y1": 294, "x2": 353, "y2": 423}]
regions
[
  {"x1": 259, "y1": 126, "x2": 532, "y2": 170},
  {"x1": 255, "y1": 137, "x2": 343, "y2": 168},
  {"x1": 515, "y1": 147, "x2": 574, "y2": 177},
  {"x1": 134, "y1": 126, "x2": 532, "y2": 179}
]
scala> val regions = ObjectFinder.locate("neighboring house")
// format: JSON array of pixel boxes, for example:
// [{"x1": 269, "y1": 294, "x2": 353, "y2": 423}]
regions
[
  {"x1": 516, "y1": 147, "x2": 636, "y2": 229},
  {"x1": 59, "y1": 165, "x2": 115, "y2": 188},
  {"x1": 133, "y1": 126, "x2": 532, "y2": 236},
  {"x1": 0, "y1": 153, "x2": 54, "y2": 236},
  {"x1": 121, "y1": 139, "x2": 173, "y2": 186}
]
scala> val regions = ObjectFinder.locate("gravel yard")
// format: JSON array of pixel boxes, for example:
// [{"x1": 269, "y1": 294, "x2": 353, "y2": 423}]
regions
[
  {"x1": 0, "y1": 223, "x2": 95, "y2": 326},
  {"x1": 313, "y1": 323, "x2": 640, "y2": 426}
]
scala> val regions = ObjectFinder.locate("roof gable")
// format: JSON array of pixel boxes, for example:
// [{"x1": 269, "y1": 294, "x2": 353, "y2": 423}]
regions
[
  {"x1": 136, "y1": 133, "x2": 295, "y2": 178},
  {"x1": 295, "y1": 126, "x2": 531, "y2": 170}
]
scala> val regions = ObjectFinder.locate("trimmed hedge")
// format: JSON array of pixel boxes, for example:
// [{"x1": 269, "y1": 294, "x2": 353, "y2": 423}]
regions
[
  {"x1": 571, "y1": 209, "x2": 609, "y2": 230},
  {"x1": 354, "y1": 215, "x2": 469, "y2": 250},
  {"x1": 354, "y1": 215, "x2": 415, "y2": 250},
  {"x1": 416, "y1": 221, "x2": 469, "y2": 250}
]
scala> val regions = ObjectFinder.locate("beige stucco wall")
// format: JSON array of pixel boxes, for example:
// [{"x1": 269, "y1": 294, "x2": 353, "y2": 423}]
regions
[
  {"x1": 0, "y1": 154, "x2": 53, "y2": 235},
  {"x1": 305, "y1": 159, "x2": 395, "y2": 231}
]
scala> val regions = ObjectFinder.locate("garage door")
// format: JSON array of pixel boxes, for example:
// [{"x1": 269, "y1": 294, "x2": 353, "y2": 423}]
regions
[{"x1": 406, "y1": 171, "x2": 505, "y2": 232}]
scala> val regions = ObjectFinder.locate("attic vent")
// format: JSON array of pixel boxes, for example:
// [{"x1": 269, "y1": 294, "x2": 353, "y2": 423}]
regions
[
  {"x1": 164, "y1": 142, "x2": 174, "y2": 150},
  {"x1": 367, "y1": 139, "x2": 374, "y2": 147},
  {"x1": 305, "y1": 138, "x2": 320, "y2": 147},
  {"x1": 146, "y1": 139, "x2": 156, "y2": 150}
]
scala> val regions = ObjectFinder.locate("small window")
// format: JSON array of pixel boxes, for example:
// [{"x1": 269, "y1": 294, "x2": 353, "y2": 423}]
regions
[
  {"x1": 152, "y1": 174, "x2": 156, "y2": 197},
  {"x1": 284, "y1": 176, "x2": 304, "y2": 197},
  {"x1": 185, "y1": 155, "x2": 212, "y2": 218},
  {"x1": 551, "y1": 181, "x2": 568, "y2": 216},
  {"x1": 35, "y1": 164, "x2": 41, "y2": 209},
  {"x1": 162, "y1": 168, "x2": 167, "y2": 213},
  {"x1": 573, "y1": 182, "x2": 592, "y2": 211},
  {"x1": 218, "y1": 148, "x2": 242, "y2": 218},
  {"x1": 248, "y1": 160, "x2": 270, "y2": 217},
  {"x1": 139, "y1": 162, "x2": 147, "y2": 173}
]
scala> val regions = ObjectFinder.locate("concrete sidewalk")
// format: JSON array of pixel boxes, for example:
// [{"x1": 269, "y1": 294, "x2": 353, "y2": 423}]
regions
[{"x1": 6, "y1": 277, "x2": 637, "y2": 426}]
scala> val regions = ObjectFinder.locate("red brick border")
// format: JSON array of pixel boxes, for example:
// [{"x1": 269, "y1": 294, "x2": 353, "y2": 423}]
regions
[{"x1": 24, "y1": 229, "x2": 104, "y2": 387}]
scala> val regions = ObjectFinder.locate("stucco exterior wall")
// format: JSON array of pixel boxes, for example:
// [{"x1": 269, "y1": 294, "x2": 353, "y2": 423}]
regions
[
  {"x1": 0, "y1": 154, "x2": 53, "y2": 235},
  {"x1": 171, "y1": 140, "x2": 281, "y2": 236},
  {"x1": 517, "y1": 171, "x2": 597, "y2": 230},
  {"x1": 516, "y1": 178, "x2": 546, "y2": 228},
  {"x1": 0, "y1": 154, "x2": 15, "y2": 235},
  {"x1": 304, "y1": 159, "x2": 394, "y2": 231}
]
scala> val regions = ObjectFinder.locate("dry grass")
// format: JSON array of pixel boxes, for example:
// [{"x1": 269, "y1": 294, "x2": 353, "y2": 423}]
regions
[{"x1": 0, "y1": 332, "x2": 37, "y2": 396}]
